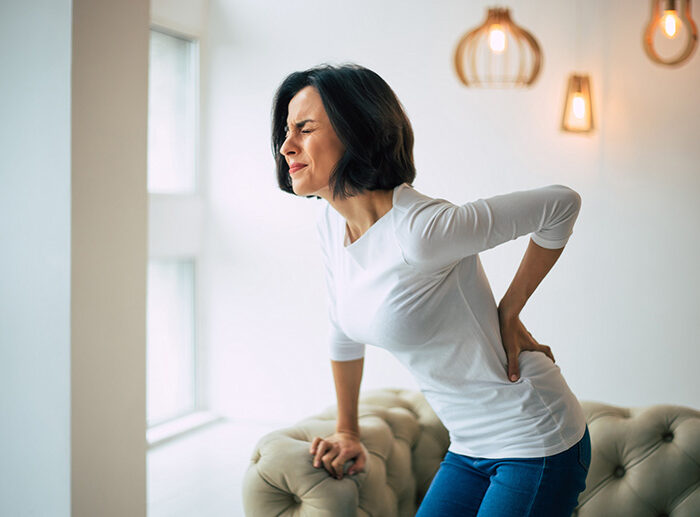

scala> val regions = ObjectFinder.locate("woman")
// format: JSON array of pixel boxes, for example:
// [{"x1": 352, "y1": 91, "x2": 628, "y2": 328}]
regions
[{"x1": 271, "y1": 63, "x2": 591, "y2": 516}]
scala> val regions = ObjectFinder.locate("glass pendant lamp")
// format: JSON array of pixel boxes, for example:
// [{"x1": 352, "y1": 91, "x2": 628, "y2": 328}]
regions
[
  {"x1": 453, "y1": 6, "x2": 542, "y2": 88},
  {"x1": 561, "y1": 74, "x2": 593, "y2": 133},
  {"x1": 643, "y1": 0, "x2": 698, "y2": 66}
]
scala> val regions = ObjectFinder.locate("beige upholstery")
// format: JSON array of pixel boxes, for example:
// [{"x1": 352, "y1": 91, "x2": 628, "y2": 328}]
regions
[
  {"x1": 242, "y1": 388, "x2": 700, "y2": 516},
  {"x1": 573, "y1": 400, "x2": 700, "y2": 517}
]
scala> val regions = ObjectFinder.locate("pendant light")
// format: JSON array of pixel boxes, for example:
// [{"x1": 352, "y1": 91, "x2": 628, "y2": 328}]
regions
[
  {"x1": 643, "y1": 0, "x2": 698, "y2": 66},
  {"x1": 453, "y1": 6, "x2": 542, "y2": 88},
  {"x1": 561, "y1": 0, "x2": 594, "y2": 134},
  {"x1": 561, "y1": 74, "x2": 593, "y2": 133}
]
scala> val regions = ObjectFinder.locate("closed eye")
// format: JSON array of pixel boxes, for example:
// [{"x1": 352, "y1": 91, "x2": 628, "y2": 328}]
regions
[{"x1": 285, "y1": 129, "x2": 312, "y2": 137}]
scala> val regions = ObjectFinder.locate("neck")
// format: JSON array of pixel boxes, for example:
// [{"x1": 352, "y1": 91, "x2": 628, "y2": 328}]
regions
[{"x1": 326, "y1": 187, "x2": 394, "y2": 240}]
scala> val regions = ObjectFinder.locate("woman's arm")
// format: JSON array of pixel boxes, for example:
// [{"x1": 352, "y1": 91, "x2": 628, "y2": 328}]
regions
[
  {"x1": 497, "y1": 237, "x2": 565, "y2": 381},
  {"x1": 398, "y1": 184, "x2": 581, "y2": 273},
  {"x1": 498, "y1": 237, "x2": 565, "y2": 319},
  {"x1": 331, "y1": 357, "x2": 364, "y2": 436},
  {"x1": 310, "y1": 357, "x2": 368, "y2": 479}
]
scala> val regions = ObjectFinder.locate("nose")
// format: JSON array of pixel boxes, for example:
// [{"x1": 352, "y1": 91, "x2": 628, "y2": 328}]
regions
[{"x1": 280, "y1": 132, "x2": 298, "y2": 158}]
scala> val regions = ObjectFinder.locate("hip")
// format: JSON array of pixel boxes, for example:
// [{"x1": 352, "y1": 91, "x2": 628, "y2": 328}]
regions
[{"x1": 446, "y1": 424, "x2": 591, "y2": 476}]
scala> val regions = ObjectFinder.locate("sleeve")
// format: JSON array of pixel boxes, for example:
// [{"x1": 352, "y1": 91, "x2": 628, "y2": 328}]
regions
[
  {"x1": 315, "y1": 210, "x2": 366, "y2": 361},
  {"x1": 400, "y1": 184, "x2": 582, "y2": 273}
]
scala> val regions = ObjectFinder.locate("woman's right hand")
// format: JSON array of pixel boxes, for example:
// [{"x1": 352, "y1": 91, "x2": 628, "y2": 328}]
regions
[{"x1": 309, "y1": 431, "x2": 367, "y2": 480}]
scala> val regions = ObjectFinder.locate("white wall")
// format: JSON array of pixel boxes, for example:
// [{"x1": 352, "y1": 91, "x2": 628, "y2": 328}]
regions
[
  {"x1": 578, "y1": 1, "x2": 700, "y2": 406},
  {"x1": 202, "y1": 0, "x2": 700, "y2": 430},
  {"x1": 0, "y1": 2, "x2": 72, "y2": 515}
]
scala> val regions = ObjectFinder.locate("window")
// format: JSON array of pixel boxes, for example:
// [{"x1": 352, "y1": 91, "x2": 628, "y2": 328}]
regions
[
  {"x1": 146, "y1": 259, "x2": 196, "y2": 426},
  {"x1": 146, "y1": 27, "x2": 211, "y2": 440},
  {"x1": 148, "y1": 28, "x2": 198, "y2": 193}
]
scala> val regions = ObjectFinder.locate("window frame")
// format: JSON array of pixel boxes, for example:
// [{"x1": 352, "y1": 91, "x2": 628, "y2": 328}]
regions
[
  {"x1": 147, "y1": 24, "x2": 201, "y2": 196},
  {"x1": 146, "y1": 23, "x2": 217, "y2": 446}
]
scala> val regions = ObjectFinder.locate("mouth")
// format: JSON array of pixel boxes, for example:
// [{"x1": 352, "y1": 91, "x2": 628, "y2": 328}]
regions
[{"x1": 289, "y1": 165, "x2": 307, "y2": 174}]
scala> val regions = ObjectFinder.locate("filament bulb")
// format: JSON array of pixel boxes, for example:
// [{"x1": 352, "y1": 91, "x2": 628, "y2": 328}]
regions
[
  {"x1": 572, "y1": 94, "x2": 586, "y2": 120},
  {"x1": 660, "y1": 9, "x2": 681, "y2": 38},
  {"x1": 488, "y1": 24, "x2": 507, "y2": 53}
]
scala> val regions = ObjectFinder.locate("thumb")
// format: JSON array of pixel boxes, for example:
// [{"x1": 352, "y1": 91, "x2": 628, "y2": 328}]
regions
[
  {"x1": 349, "y1": 451, "x2": 366, "y2": 475},
  {"x1": 507, "y1": 353, "x2": 520, "y2": 382}
]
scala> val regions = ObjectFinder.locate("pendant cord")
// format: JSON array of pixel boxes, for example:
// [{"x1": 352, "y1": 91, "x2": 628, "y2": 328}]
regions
[{"x1": 575, "y1": 0, "x2": 580, "y2": 72}]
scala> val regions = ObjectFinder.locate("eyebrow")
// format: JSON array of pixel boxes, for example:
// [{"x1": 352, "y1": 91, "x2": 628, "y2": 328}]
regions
[{"x1": 284, "y1": 118, "x2": 316, "y2": 130}]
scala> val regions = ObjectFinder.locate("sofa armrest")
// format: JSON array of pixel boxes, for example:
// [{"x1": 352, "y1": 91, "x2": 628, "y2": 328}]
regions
[{"x1": 242, "y1": 388, "x2": 448, "y2": 517}]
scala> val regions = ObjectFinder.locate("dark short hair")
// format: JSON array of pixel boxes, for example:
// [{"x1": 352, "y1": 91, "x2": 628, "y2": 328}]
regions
[{"x1": 271, "y1": 62, "x2": 416, "y2": 201}]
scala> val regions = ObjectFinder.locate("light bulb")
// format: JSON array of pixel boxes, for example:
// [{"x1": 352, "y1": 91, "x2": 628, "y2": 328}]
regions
[
  {"x1": 454, "y1": 7, "x2": 542, "y2": 87},
  {"x1": 572, "y1": 94, "x2": 586, "y2": 120},
  {"x1": 642, "y1": 0, "x2": 698, "y2": 66},
  {"x1": 660, "y1": 9, "x2": 681, "y2": 38},
  {"x1": 561, "y1": 74, "x2": 593, "y2": 133},
  {"x1": 488, "y1": 24, "x2": 507, "y2": 53}
]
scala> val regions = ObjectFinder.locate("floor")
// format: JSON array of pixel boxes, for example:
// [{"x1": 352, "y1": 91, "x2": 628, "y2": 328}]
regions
[{"x1": 147, "y1": 419, "x2": 282, "y2": 517}]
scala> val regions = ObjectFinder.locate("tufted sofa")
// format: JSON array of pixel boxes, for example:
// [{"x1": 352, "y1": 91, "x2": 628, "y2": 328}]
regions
[{"x1": 242, "y1": 388, "x2": 700, "y2": 516}]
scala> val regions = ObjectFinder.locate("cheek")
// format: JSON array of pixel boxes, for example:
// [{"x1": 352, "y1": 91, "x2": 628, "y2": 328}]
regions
[
  {"x1": 320, "y1": 139, "x2": 344, "y2": 163},
  {"x1": 311, "y1": 143, "x2": 332, "y2": 164},
  {"x1": 308, "y1": 137, "x2": 344, "y2": 168}
]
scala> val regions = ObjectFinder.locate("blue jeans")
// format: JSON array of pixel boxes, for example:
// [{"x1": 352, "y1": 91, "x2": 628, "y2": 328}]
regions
[{"x1": 415, "y1": 425, "x2": 591, "y2": 517}]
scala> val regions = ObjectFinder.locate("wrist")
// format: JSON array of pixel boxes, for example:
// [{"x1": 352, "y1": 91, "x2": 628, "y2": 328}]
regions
[
  {"x1": 335, "y1": 428, "x2": 360, "y2": 438},
  {"x1": 497, "y1": 300, "x2": 521, "y2": 321}
]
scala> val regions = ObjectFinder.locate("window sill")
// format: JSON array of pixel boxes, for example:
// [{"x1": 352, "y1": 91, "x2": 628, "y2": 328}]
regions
[{"x1": 147, "y1": 410, "x2": 225, "y2": 449}]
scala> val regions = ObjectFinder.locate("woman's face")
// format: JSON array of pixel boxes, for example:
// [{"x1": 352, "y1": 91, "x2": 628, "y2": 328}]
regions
[{"x1": 280, "y1": 86, "x2": 345, "y2": 200}]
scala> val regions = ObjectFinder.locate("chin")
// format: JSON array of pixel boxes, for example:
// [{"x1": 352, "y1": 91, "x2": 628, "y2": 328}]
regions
[
  {"x1": 291, "y1": 179, "x2": 318, "y2": 198},
  {"x1": 291, "y1": 182, "x2": 311, "y2": 197}
]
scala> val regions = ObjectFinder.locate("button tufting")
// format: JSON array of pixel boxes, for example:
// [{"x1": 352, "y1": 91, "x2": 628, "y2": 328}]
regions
[
  {"x1": 662, "y1": 431, "x2": 674, "y2": 442},
  {"x1": 293, "y1": 494, "x2": 301, "y2": 504},
  {"x1": 613, "y1": 466, "x2": 625, "y2": 478}
]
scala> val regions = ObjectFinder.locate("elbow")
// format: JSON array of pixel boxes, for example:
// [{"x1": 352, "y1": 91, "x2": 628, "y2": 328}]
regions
[
  {"x1": 570, "y1": 188, "x2": 582, "y2": 214},
  {"x1": 554, "y1": 184, "x2": 582, "y2": 213}
]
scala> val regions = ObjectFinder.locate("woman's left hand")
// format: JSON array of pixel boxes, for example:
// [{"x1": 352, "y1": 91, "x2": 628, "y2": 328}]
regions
[{"x1": 497, "y1": 309, "x2": 555, "y2": 382}]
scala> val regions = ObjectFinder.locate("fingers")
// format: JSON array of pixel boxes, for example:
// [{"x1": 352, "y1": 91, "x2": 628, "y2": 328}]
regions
[
  {"x1": 502, "y1": 318, "x2": 556, "y2": 383},
  {"x1": 527, "y1": 333, "x2": 554, "y2": 363},
  {"x1": 310, "y1": 440, "x2": 343, "y2": 478},
  {"x1": 309, "y1": 438, "x2": 365, "y2": 480},
  {"x1": 322, "y1": 446, "x2": 339, "y2": 477},
  {"x1": 334, "y1": 446, "x2": 367, "y2": 479},
  {"x1": 522, "y1": 325, "x2": 555, "y2": 363},
  {"x1": 309, "y1": 437, "x2": 321, "y2": 455},
  {"x1": 311, "y1": 439, "x2": 333, "y2": 469},
  {"x1": 331, "y1": 451, "x2": 350, "y2": 479},
  {"x1": 539, "y1": 344, "x2": 555, "y2": 363}
]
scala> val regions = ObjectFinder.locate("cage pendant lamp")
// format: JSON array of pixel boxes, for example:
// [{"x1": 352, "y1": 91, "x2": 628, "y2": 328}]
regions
[
  {"x1": 561, "y1": 74, "x2": 593, "y2": 133},
  {"x1": 453, "y1": 6, "x2": 542, "y2": 88},
  {"x1": 643, "y1": 0, "x2": 698, "y2": 66}
]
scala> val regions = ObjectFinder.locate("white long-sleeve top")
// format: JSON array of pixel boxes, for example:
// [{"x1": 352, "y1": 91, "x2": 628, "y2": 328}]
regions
[{"x1": 315, "y1": 182, "x2": 587, "y2": 458}]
